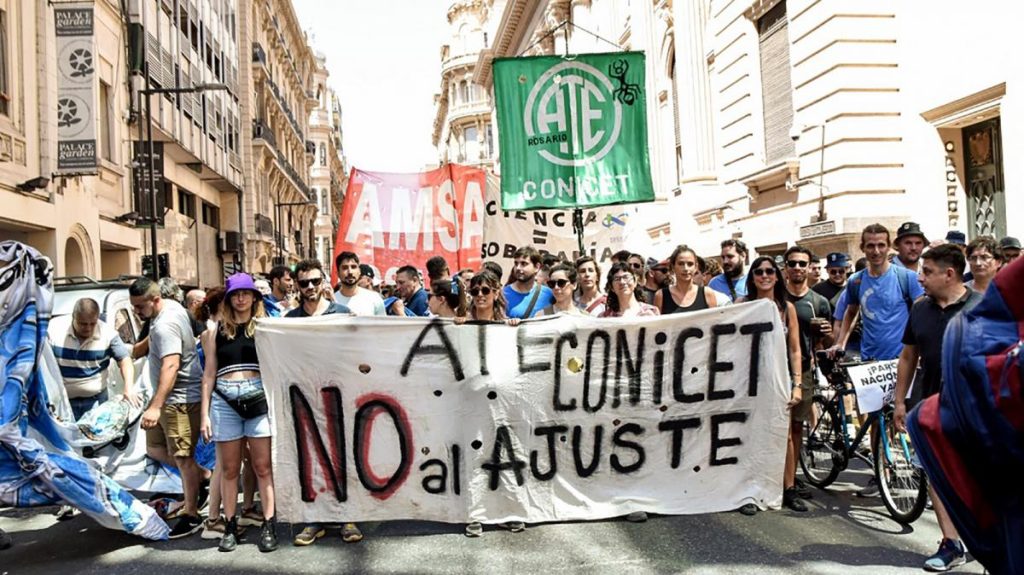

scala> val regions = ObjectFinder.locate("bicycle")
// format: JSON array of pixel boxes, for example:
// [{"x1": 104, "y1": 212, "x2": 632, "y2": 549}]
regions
[{"x1": 799, "y1": 350, "x2": 928, "y2": 524}]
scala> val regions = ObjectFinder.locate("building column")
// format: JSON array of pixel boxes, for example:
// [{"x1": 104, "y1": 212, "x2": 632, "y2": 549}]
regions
[
  {"x1": 630, "y1": 0, "x2": 665, "y2": 198},
  {"x1": 674, "y1": 0, "x2": 717, "y2": 183}
]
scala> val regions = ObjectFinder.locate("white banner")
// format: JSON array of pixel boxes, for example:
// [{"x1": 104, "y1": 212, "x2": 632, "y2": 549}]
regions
[
  {"x1": 847, "y1": 360, "x2": 900, "y2": 413},
  {"x1": 55, "y1": 3, "x2": 98, "y2": 174},
  {"x1": 482, "y1": 173, "x2": 630, "y2": 275},
  {"x1": 257, "y1": 300, "x2": 790, "y2": 524}
]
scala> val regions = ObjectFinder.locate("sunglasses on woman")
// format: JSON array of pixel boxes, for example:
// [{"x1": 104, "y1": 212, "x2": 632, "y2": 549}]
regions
[
  {"x1": 468, "y1": 286, "x2": 493, "y2": 297},
  {"x1": 297, "y1": 277, "x2": 323, "y2": 288},
  {"x1": 753, "y1": 267, "x2": 776, "y2": 277},
  {"x1": 547, "y1": 278, "x2": 571, "y2": 289}
]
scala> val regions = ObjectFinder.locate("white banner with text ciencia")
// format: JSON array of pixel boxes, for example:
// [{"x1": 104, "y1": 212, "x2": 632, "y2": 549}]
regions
[{"x1": 256, "y1": 300, "x2": 790, "y2": 524}]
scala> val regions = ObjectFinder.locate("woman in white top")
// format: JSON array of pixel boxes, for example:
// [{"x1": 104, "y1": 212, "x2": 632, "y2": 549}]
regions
[
  {"x1": 539, "y1": 264, "x2": 586, "y2": 316},
  {"x1": 573, "y1": 256, "x2": 606, "y2": 316}
]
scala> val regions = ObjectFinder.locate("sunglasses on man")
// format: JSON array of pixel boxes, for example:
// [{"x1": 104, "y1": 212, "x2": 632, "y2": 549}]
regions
[
  {"x1": 297, "y1": 277, "x2": 323, "y2": 288},
  {"x1": 786, "y1": 260, "x2": 809, "y2": 268}
]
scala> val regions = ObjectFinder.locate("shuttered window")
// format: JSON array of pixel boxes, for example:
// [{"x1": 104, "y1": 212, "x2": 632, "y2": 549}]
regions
[{"x1": 758, "y1": 1, "x2": 795, "y2": 163}]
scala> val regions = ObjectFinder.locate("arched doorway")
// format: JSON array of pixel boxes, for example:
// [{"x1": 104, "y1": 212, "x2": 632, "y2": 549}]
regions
[{"x1": 64, "y1": 237, "x2": 86, "y2": 277}]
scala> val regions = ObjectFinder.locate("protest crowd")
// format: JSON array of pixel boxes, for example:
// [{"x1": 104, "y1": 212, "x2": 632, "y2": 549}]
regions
[{"x1": 1, "y1": 224, "x2": 1021, "y2": 573}]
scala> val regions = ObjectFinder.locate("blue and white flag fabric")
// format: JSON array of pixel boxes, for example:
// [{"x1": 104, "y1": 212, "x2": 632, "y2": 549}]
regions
[{"x1": 0, "y1": 241, "x2": 168, "y2": 540}]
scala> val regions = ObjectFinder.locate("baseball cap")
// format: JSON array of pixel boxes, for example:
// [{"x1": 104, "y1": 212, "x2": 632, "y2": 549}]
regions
[
  {"x1": 825, "y1": 252, "x2": 849, "y2": 268},
  {"x1": 945, "y1": 230, "x2": 967, "y2": 246}
]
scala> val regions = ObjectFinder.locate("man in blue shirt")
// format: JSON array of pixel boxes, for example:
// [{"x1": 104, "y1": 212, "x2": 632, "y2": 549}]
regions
[
  {"x1": 708, "y1": 239, "x2": 749, "y2": 302},
  {"x1": 891, "y1": 221, "x2": 926, "y2": 273},
  {"x1": 503, "y1": 246, "x2": 554, "y2": 318},
  {"x1": 392, "y1": 265, "x2": 430, "y2": 316},
  {"x1": 831, "y1": 223, "x2": 924, "y2": 362}
]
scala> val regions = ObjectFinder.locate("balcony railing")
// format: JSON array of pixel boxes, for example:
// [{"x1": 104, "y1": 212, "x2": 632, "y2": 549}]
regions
[
  {"x1": 253, "y1": 119, "x2": 276, "y2": 148},
  {"x1": 253, "y1": 41, "x2": 267, "y2": 65},
  {"x1": 265, "y1": 75, "x2": 303, "y2": 139},
  {"x1": 274, "y1": 148, "x2": 311, "y2": 201}
]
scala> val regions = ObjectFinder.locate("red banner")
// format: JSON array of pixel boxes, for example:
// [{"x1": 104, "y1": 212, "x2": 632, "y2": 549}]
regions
[{"x1": 332, "y1": 164, "x2": 485, "y2": 285}]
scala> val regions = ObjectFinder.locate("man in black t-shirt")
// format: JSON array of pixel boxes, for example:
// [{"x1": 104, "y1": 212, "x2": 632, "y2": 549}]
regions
[
  {"x1": 894, "y1": 244, "x2": 979, "y2": 571},
  {"x1": 782, "y1": 246, "x2": 834, "y2": 512}
]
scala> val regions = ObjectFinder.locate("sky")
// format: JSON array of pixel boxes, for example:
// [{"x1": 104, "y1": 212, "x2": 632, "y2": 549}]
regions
[{"x1": 291, "y1": 0, "x2": 451, "y2": 173}]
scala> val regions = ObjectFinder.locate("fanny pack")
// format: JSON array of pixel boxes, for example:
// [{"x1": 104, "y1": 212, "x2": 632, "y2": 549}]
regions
[{"x1": 214, "y1": 386, "x2": 268, "y2": 419}]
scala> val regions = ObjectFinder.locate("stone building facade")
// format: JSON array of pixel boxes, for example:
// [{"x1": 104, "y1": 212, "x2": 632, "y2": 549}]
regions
[
  {"x1": 238, "y1": 0, "x2": 318, "y2": 273},
  {"x1": 472, "y1": 0, "x2": 1021, "y2": 260},
  {"x1": 308, "y1": 52, "x2": 346, "y2": 266},
  {"x1": 127, "y1": 0, "x2": 245, "y2": 288},
  {"x1": 433, "y1": 1, "x2": 497, "y2": 168},
  {"x1": 0, "y1": 0, "x2": 143, "y2": 279}
]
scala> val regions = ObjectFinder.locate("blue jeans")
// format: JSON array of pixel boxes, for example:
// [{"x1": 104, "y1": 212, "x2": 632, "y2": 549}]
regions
[{"x1": 70, "y1": 389, "x2": 108, "y2": 421}]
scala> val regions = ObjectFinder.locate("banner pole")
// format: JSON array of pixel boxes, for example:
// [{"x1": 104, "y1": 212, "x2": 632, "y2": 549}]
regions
[{"x1": 559, "y1": 24, "x2": 587, "y2": 259}]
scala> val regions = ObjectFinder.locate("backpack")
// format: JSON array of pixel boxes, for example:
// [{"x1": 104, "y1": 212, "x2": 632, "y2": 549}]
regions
[{"x1": 845, "y1": 265, "x2": 914, "y2": 312}]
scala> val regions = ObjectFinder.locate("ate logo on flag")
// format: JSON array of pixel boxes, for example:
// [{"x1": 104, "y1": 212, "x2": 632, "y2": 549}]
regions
[
  {"x1": 525, "y1": 60, "x2": 625, "y2": 167},
  {"x1": 494, "y1": 52, "x2": 654, "y2": 211}
]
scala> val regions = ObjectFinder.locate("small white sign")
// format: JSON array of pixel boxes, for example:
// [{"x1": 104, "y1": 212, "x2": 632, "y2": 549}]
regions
[{"x1": 847, "y1": 360, "x2": 899, "y2": 413}]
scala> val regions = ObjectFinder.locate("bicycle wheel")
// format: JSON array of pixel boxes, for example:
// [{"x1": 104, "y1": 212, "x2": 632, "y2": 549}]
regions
[
  {"x1": 873, "y1": 413, "x2": 928, "y2": 524},
  {"x1": 800, "y1": 396, "x2": 843, "y2": 488}
]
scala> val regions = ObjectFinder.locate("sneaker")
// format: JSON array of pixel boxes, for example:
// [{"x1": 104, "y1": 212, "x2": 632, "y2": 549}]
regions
[
  {"x1": 783, "y1": 487, "x2": 808, "y2": 512},
  {"x1": 924, "y1": 538, "x2": 966, "y2": 572},
  {"x1": 857, "y1": 477, "x2": 880, "y2": 498},
  {"x1": 239, "y1": 506, "x2": 263, "y2": 527},
  {"x1": 257, "y1": 518, "x2": 278, "y2": 553},
  {"x1": 201, "y1": 516, "x2": 227, "y2": 540},
  {"x1": 625, "y1": 511, "x2": 648, "y2": 523},
  {"x1": 500, "y1": 521, "x2": 526, "y2": 533},
  {"x1": 341, "y1": 523, "x2": 363, "y2": 543},
  {"x1": 738, "y1": 503, "x2": 759, "y2": 516},
  {"x1": 293, "y1": 525, "x2": 326, "y2": 546},
  {"x1": 168, "y1": 514, "x2": 204, "y2": 539},
  {"x1": 794, "y1": 478, "x2": 814, "y2": 499},
  {"x1": 218, "y1": 517, "x2": 238, "y2": 552},
  {"x1": 0, "y1": 528, "x2": 11, "y2": 550},
  {"x1": 55, "y1": 505, "x2": 77, "y2": 521},
  {"x1": 464, "y1": 522, "x2": 483, "y2": 537}
]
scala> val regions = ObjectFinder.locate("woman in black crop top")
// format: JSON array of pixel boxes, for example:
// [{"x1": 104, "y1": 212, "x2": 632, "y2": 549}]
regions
[
  {"x1": 742, "y1": 256, "x2": 805, "y2": 512},
  {"x1": 654, "y1": 244, "x2": 719, "y2": 314},
  {"x1": 199, "y1": 273, "x2": 277, "y2": 552}
]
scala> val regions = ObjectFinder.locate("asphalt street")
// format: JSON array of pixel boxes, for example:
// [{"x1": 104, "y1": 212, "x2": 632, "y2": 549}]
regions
[{"x1": 0, "y1": 466, "x2": 986, "y2": 575}]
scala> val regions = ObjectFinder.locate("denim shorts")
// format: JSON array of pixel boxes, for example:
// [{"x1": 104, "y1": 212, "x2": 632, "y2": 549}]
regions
[{"x1": 210, "y1": 376, "x2": 272, "y2": 442}]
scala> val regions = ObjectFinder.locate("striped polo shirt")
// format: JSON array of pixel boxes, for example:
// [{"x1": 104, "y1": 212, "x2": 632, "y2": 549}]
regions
[{"x1": 49, "y1": 315, "x2": 131, "y2": 399}]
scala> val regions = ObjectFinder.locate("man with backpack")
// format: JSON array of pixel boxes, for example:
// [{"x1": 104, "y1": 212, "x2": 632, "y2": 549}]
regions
[
  {"x1": 829, "y1": 223, "x2": 924, "y2": 497},
  {"x1": 831, "y1": 223, "x2": 923, "y2": 363}
]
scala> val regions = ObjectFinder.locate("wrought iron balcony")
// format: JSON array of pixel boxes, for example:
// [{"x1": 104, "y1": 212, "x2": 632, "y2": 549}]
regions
[
  {"x1": 253, "y1": 119, "x2": 276, "y2": 148},
  {"x1": 252, "y1": 42, "x2": 267, "y2": 65}
]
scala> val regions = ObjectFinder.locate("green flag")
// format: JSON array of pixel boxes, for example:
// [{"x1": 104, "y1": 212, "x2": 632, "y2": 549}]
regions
[{"x1": 493, "y1": 52, "x2": 654, "y2": 211}]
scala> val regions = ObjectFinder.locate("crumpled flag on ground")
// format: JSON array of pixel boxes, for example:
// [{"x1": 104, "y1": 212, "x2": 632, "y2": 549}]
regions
[
  {"x1": 907, "y1": 254, "x2": 1024, "y2": 575},
  {"x1": 0, "y1": 240, "x2": 168, "y2": 540}
]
